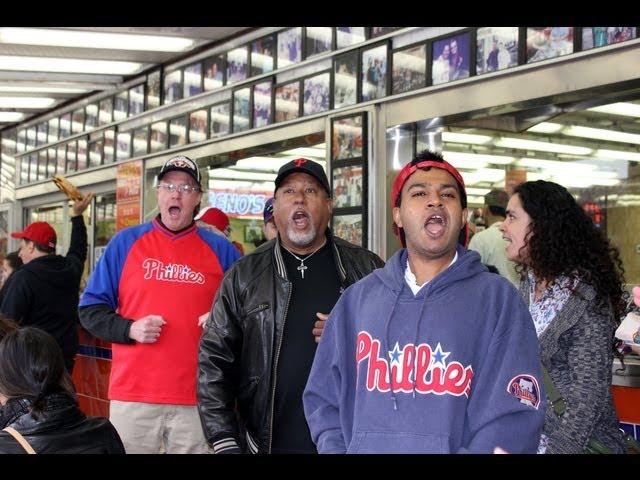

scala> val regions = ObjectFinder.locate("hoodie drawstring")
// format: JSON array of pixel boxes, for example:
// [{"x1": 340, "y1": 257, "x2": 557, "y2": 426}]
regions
[
  {"x1": 383, "y1": 290, "x2": 402, "y2": 410},
  {"x1": 411, "y1": 295, "x2": 429, "y2": 399}
]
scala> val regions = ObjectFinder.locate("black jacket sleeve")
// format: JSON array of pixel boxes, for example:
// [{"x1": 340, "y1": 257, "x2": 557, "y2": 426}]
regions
[
  {"x1": 67, "y1": 215, "x2": 88, "y2": 275},
  {"x1": 78, "y1": 304, "x2": 135, "y2": 344}
]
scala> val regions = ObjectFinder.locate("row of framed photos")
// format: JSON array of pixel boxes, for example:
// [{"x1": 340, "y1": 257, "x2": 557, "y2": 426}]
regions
[{"x1": 330, "y1": 113, "x2": 368, "y2": 248}]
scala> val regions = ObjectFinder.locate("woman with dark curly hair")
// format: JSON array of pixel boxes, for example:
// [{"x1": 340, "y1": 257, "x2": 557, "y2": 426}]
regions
[{"x1": 500, "y1": 180, "x2": 627, "y2": 454}]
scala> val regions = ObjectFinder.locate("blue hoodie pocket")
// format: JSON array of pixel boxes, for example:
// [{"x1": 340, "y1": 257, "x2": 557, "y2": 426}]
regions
[{"x1": 347, "y1": 431, "x2": 449, "y2": 454}]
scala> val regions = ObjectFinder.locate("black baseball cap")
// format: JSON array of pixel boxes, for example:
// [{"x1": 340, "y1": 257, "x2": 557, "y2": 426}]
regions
[
  {"x1": 274, "y1": 158, "x2": 331, "y2": 196},
  {"x1": 158, "y1": 155, "x2": 201, "y2": 186}
]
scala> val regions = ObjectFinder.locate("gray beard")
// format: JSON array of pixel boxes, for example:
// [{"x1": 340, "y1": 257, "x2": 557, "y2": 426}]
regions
[{"x1": 286, "y1": 223, "x2": 317, "y2": 247}]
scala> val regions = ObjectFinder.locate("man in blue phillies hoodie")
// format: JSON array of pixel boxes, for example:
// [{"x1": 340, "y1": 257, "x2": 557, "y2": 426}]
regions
[{"x1": 303, "y1": 150, "x2": 545, "y2": 454}]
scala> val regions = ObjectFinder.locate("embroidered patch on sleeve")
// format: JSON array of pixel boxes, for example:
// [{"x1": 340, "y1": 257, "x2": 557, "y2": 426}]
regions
[{"x1": 506, "y1": 374, "x2": 541, "y2": 409}]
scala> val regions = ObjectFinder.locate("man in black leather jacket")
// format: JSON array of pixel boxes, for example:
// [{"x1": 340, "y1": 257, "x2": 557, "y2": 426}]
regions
[{"x1": 197, "y1": 158, "x2": 384, "y2": 454}]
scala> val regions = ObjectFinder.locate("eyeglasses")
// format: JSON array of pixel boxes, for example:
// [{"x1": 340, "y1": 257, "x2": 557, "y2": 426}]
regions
[{"x1": 156, "y1": 183, "x2": 201, "y2": 195}]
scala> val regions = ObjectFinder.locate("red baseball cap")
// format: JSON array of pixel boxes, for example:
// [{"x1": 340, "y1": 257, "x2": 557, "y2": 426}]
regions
[
  {"x1": 195, "y1": 207, "x2": 230, "y2": 232},
  {"x1": 391, "y1": 157, "x2": 469, "y2": 248},
  {"x1": 11, "y1": 221, "x2": 57, "y2": 249}
]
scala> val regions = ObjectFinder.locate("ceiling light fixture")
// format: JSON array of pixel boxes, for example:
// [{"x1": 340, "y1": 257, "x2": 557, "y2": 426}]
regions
[
  {"x1": 444, "y1": 150, "x2": 515, "y2": 165},
  {"x1": 588, "y1": 102, "x2": 640, "y2": 118},
  {"x1": 0, "y1": 111, "x2": 25, "y2": 122},
  {"x1": 495, "y1": 137, "x2": 593, "y2": 155},
  {"x1": 526, "y1": 122, "x2": 564, "y2": 134},
  {"x1": 595, "y1": 149, "x2": 640, "y2": 162},
  {"x1": 442, "y1": 132, "x2": 492, "y2": 144},
  {"x1": 0, "y1": 55, "x2": 145, "y2": 75},
  {"x1": 562, "y1": 125, "x2": 640, "y2": 145},
  {"x1": 0, "y1": 96, "x2": 56, "y2": 108}
]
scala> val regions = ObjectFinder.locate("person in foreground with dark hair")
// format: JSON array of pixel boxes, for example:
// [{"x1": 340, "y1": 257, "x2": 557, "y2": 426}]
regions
[
  {"x1": 0, "y1": 194, "x2": 93, "y2": 374},
  {"x1": 303, "y1": 150, "x2": 544, "y2": 453},
  {"x1": 0, "y1": 326, "x2": 125, "y2": 454},
  {"x1": 0, "y1": 252, "x2": 23, "y2": 306},
  {"x1": 500, "y1": 180, "x2": 627, "y2": 453}
]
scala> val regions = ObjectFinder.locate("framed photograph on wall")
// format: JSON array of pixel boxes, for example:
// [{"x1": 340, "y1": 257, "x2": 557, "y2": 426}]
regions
[
  {"x1": 204, "y1": 54, "x2": 225, "y2": 91},
  {"x1": 253, "y1": 80, "x2": 273, "y2": 128},
  {"x1": 332, "y1": 214, "x2": 363, "y2": 246},
  {"x1": 333, "y1": 51, "x2": 358, "y2": 109},
  {"x1": 169, "y1": 116, "x2": 188, "y2": 148},
  {"x1": 129, "y1": 84, "x2": 145, "y2": 116},
  {"x1": 88, "y1": 138, "x2": 103, "y2": 168},
  {"x1": 131, "y1": 127, "x2": 147, "y2": 157},
  {"x1": 277, "y1": 27, "x2": 302, "y2": 68},
  {"x1": 233, "y1": 87, "x2": 251, "y2": 132},
  {"x1": 361, "y1": 43, "x2": 388, "y2": 101},
  {"x1": 146, "y1": 69, "x2": 161, "y2": 109},
  {"x1": 476, "y1": 27, "x2": 519, "y2": 74},
  {"x1": 104, "y1": 129, "x2": 115, "y2": 163},
  {"x1": 66, "y1": 140, "x2": 77, "y2": 173},
  {"x1": 303, "y1": 72, "x2": 330, "y2": 116},
  {"x1": 189, "y1": 109, "x2": 208, "y2": 143},
  {"x1": 114, "y1": 91, "x2": 128, "y2": 121},
  {"x1": 370, "y1": 27, "x2": 400, "y2": 38},
  {"x1": 71, "y1": 108, "x2": 85, "y2": 134},
  {"x1": 333, "y1": 165, "x2": 364, "y2": 208},
  {"x1": 59, "y1": 113, "x2": 71, "y2": 139},
  {"x1": 527, "y1": 27, "x2": 574, "y2": 63},
  {"x1": 163, "y1": 69, "x2": 183, "y2": 104},
  {"x1": 77, "y1": 138, "x2": 88, "y2": 171},
  {"x1": 251, "y1": 36, "x2": 275, "y2": 76},
  {"x1": 432, "y1": 32, "x2": 471, "y2": 85},
  {"x1": 332, "y1": 114, "x2": 363, "y2": 160},
  {"x1": 116, "y1": 132, "x2": 131, "y2": 161},
  {"x1": 183, "y1": 62, "x2": 203, "y2": 98},
  {"x1": 85, "y1": 104, "x2": 98, "y2": 130},
  {"x1": 275, "y1": 81, "x2": 300, "y2": 123},
  {"x1": 392, "y1": 43, "x2": 426, "y2": 94},
  {"x1": 305, "y1": 27, "x2": 333, "y2": 58},
  {"x1": 210, "y1": 102, "x2": 231, "y2": 138},
  {"x1": 227, "y1": 46, "x2": 249, "y2": 84},
  {"x1": 336, "y1": 27, "x2": 367, "y2": 49},
  {"x1": 582, "y1": 27, "x2": 636, "y2": 49},
  {"x1": 150, "y1": 121, "x2": 168, "y2": 153},
  {"x1": 98, "y1": 97, "x2": 113, "y2": 125}
]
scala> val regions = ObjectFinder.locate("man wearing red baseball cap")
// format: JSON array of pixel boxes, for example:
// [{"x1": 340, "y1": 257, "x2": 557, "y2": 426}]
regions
[
  {"x1": 1, "y1": 193, "x2": 94, "y2": 374},
  {"x1": 304, "y1": 150, "x2": 545, "y2": 453}
]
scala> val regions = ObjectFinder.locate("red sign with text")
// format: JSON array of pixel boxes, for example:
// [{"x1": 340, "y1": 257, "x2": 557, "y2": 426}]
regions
[{"x1": 116, "y1": 160, "x2": 142, "y2": 231}]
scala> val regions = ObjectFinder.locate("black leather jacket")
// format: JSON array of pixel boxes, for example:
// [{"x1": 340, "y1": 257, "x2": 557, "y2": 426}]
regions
[
  {"x1": 197, "y1": 232, "x2": 384, "y2": 453},
  {"x1": 0, "y1": 393, "x2": 125, "y2": 454}
]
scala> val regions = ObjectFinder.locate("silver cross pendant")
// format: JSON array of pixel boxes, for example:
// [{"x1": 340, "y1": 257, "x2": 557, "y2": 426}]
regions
[{"x1": 297, "y1": 263, "x2": 307, "y2": 278}]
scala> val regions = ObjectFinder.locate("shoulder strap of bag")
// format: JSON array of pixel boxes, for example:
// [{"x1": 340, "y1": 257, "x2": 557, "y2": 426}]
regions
[
  {"x1": 2, "y1": 427, "x2": 37, "y2": 454},
  {"x1": 540, "y1": 364, "x2": 567, "y2": 416}
]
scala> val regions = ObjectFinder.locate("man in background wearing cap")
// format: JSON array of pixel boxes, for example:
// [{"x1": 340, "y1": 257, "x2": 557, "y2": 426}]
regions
[
  {"x1": 79, "y1": 155, "x2": 241, "y2": 453},
  {"x1": 468, "y1": 189, "x2": 519, "y2": 286},
  {"x1": 262, "y1": 197, "x2": 277, "y2": 242},
  {"x1": 303, "y1": 150, "x2": 544, "y2": 453},
  {"x1": 1, "y1": 194, "x2": 93, "y2": 374},
  {"x1": 198, "y1": 157, "x2": 384, "y2": 454},
  {"x1": 195, "y1": 206, "x2": 244, "y2": 255}
]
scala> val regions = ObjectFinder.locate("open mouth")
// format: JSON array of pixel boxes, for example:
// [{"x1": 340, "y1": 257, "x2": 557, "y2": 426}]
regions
[
  {"x1": 292, "y1": 210, "x2": 310, "y2": 229},
  {"x1": 169, "y1": 206, "x2": 181, "y2": 218},
  {"x1": 424, "y1": 214, "x2": 447, "y2": 237}
]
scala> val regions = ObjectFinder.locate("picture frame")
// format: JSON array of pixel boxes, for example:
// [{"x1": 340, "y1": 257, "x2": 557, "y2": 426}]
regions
[
  {"x1": 88, "y1": 138, "x2": 103, "y2": 168},
  {"x1": 71, "y1": 109, "x2": 84, "y2": 134},
  {"x1": 432, "y1": 32, "x2": 471, "y2": 85},
  {"x1": 98, "y1": 97, "x2": 113, "y2": 125},
  {"x1": 149, "y1": 121, "x2": 167, "y2": 153},
  {"x1": 370, "y1": 27, "x2": 400, "y2": 38},
  {"x1": 169, "y1": 116, "x2": 188, "y2": 148},
  {"x1": 46, "y1": 147, "x2": 56, "y2": 176},
  {"x1": 210, "y1": 102, "x2": 231, "y2": 138},
  {"x1": 77, "y1": 138, "x2": 88, "y2": 171},
  {"x1": 66, "y1": 140, "x2": 77, "y2": 173},
  {"x1": 85, "y1": 103, "x2": 98, "y2": 130},
  {"x1": 37, "y1": 150, "x2": 47, "y2": 180},
  {"x1": 476, "y1": 27, "x2": 519, "y2": 75},
  {"x1": 332, "y1": 213, "x2": 363, "y2": 247},
  {"x1": 232, "y1": 87, "x2": 251, "y2": 133},
  {"x1": 26, "y1": 126, "x2": 36, "y2": 148},
  {"x1": 277, "y1": 27, "x2": 302, "y2": 68},
  {"x1": 48, "y1": 117, "x2": 59, "y2": 143},
  {"x1": 59, "y1": 113, "x2": 71, "y2": 139},
  {"x1": 56, "y1": 144, "x2": 66, "y2": 173},
  {"x1": 336, "y1": 27, "x2": 367, "y2": 49},
  {"x1": 392, "y1": 43, "x2": 427, "y2": 95},
  {"x1": 116, "y1": 132, "x2": 131, "y2": 161},
  {"x1": 526, "y1": 27, "x2": 574, "y2": 63},
  {"x1": 581, "y1": 27, "x2": 636, "y2": 50},
  {"x1": 244, "y1": 224, "x2": 263, "y2": 244},
  {"x1": 251, "y1": 35, "x2": 275, "y2": 76},
  {"x1": 361, "y1": 43, "x2": 389, "y2": 102},
  {"x1": 252, "y1": 80, "x2": 273, "y2": 128},
  {"x1": 132, "y1": 126, "x2": 148, "y2": 157},
  {"x1": 36, "y1": 122, "x2": 48, "y2": 146},
  {"x1": 204, "y1": 54, "x2": 225, "y2": 91},
  {"x1": 183, "y1": 62, "x2": 203, "y2": 99},
  {"x1": 303, "y1": 72, "x2": 330, "y2": 116},
  {"x1": 333, "y1": 51, "x2": 358, "y2": 109},
  {"x1": 332, "y1": 165, "x2": 364, "y2": 208},
  {"x1": 129, "y1": 84, "x2": 145, "y2": 116},
  {"x1": 305, "y1": 27, "x2": 333, "y2": 59},
  {"x1": 163, "y1": 69, "x2": 183, "y2": 104},
  {"x1": 113, "y1": 91, "x2": 128, "y2": 121},
  {"x1": 189, "y1": 109, "x2": 208, "y2": 143},
  {"x1": 332, "y1": 114, "x2": 364, "y2": 160},
  {"x1": 28, "y1": 153, "x2": 38, "y2": 182},
  {"x1": 227, "y1": 46, "x2": 249, "y2": 84},
  {"x1": 275, "y1": 81, "x2": 301, "y2": 123},
  {"x1": 146, "y1": 69, "x2": 161, "y2": 109},
  {"x1": 104, "y1": 129, "x2": 115, "y2": 163}
]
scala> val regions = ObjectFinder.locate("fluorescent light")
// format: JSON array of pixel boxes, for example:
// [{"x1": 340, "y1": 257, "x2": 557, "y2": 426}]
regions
[
  {"x1": 588, "y1": 102, "x2": 640, "y2": 118},
  {"x1": 0, "y1": 96, "x2": 56, "y2": 108},
  {"x1": 279, "y1": 147, "x2": 326, "y2": 158},
  {"x1": 527, "y1": 122, "x2": 564, "y2": 134},
  {"x1": 232, "y1": 157, "x2": 293, "y2": 172},
  {"x1": 466, "y1": 187, "x2": 491, "y2": 196},
  {"x1": 551, "y1": 175, "x2": 620, "y2": 188},
  {"x1": 211, "y1": 169, "x2": 276, "y2": 182},
  {"x1": 0, "y1": 85, "x2": 88, "y2": 94},
  {"x1": 444, "y1": 151, "x2": 515, "y2": 165},
  {"x1": 0, "y1": 28, "x2": 196, "y2": 52},
  {"x1": 442, "y1": 132, "x2": 492, "y2": 144},
  {"x1": 495, "y1": 137, "x2": 593, "y2": 155},
  {"x1": 467, "y1": 195, "x2": 485, "y2": 204},
  {"x1": 562, "y1": 125, "x2": 640, "y2": 145},
  {"x1": 595, "y1": 149, "x2": 640, "y2": 162},
  {"x1": 0, "y1": 111, "x2": 25, "y2": 121},
  {"x1": 517, "y1": 157, "x2": 597, "y2": 173},
  {"x1": 0, "y1": 55, "x2": 145, "y2": 75},
  {"x1": 462, "y1": 168, "x2": 505, "y2": 185}
]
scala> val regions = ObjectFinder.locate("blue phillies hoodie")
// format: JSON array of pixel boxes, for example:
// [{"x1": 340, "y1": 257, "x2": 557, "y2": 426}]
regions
[{"x1": 303, "y1": 246, "x2": 545, "y2": 454}]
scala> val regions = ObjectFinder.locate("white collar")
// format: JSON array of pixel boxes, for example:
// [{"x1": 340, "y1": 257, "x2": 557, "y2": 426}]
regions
[{"x1": 404, "y1": 251, "x2": 458, "y2": 296}]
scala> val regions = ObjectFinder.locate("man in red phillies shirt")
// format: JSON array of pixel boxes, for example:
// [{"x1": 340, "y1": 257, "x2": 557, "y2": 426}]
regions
[{"x1": 79, "y1": 155, "x2": 240, "y2": 453}]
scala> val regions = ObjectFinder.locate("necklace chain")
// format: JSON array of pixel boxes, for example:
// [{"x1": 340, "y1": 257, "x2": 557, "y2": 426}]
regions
[{"x1": 282, "y1": 240, "x2": 326, "y2": 279}]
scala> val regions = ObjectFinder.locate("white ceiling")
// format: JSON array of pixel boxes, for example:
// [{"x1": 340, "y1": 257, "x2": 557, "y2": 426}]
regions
[{"x1": 0, "y1": 27, "x2": 249, "y2": 129}]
